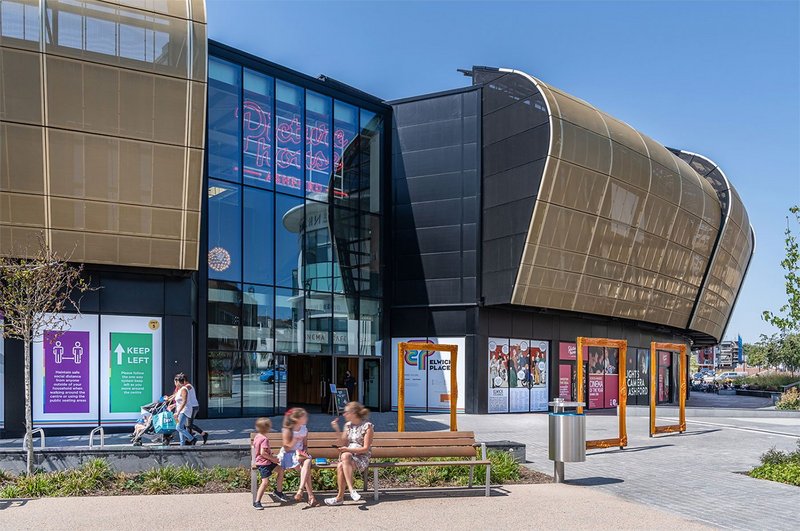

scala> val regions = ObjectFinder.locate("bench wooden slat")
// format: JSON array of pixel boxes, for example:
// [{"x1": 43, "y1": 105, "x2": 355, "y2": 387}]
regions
[
  {"x1": 259, "y1": 431, "x2": 475, "y2": 440},
  {"x1": 371, "y1": 447, "x2": 477, "y2": 458},
  {"x1": 370, "y1": 460, "x2": 490, "y2": 467}
]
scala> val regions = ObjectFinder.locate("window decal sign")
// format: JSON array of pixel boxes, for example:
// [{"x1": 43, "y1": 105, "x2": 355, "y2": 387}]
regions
[{"x1": 32, "y1": 314, "x2": 100, "y2": 428}]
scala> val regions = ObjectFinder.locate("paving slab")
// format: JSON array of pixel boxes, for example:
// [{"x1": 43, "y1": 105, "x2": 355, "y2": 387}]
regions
[{"x1": 0, "y1": 484, "x2": 710, "y2": 530}]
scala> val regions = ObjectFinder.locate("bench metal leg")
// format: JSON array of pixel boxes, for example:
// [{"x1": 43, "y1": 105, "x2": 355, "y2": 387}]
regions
[
  {"x1": 251, "y1": 468, "x2": 257, "y2": 505},
  {"x1": 481, "y1": 442, "x2": 490, "y2": 497},
  {"x1": 468, "y1": 464, "x2": 474, "y2": 488},
  {"x1": 373, "y1": 468, "x2": 379, "y2": 501}
]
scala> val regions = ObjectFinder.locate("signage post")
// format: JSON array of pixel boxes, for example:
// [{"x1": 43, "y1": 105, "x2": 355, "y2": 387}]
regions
[
  {"x1": 649, "y1": 342, "x2": 687, "y2": 436},
  {"x1": 576, "y1": 337, "x2": 628, "y2": 450},
  {"x1": 398, "y1": 341, "x2": 458, "y2": 432}
]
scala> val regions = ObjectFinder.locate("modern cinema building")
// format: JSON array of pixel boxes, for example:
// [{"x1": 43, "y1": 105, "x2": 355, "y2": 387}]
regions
[{"x1": 0, "y1": 1, "x2": 754, "y2": 434}]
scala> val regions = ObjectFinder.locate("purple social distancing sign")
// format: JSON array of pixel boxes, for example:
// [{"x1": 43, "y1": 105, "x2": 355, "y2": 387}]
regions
[{"x1": 43, "y1": 330, "x2": 90, "y2": 414}]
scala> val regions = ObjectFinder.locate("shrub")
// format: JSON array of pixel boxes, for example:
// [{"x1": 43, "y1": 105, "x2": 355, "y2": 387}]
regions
[
  {"x1": 750, "y1": 442, "x2": 800, "y2": 487},
  {"x1": 776, "y1": 388, "x2": 800, "y2": 410},
  {"x1": 740, "y1": 374, "x2": 799, "y2": 391}
]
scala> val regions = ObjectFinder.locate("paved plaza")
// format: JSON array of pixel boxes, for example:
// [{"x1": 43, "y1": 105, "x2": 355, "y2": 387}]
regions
[
  {"x1": 1, "y1": 396, "x2": 798, "y2": 529},
  {"x1": 0, "y1": 483, "x2": 709, "y2": 530}
]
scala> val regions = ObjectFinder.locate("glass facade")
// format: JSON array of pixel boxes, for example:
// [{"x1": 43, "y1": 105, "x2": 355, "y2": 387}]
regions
[{"x1": 205, "y1": 54, "x2": 386, "y2": 416}]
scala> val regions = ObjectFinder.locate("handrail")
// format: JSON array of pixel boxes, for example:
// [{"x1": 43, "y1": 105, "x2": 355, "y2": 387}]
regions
[
  {"x1": 22, "y1": 428, "x2": 46, "y2": 449},
  {"x1": 781, "y1": 380, "x2": 800, "y2": 392},
  {"x1": 89, "y1": 426, "x2": 105, "y2": 449}
]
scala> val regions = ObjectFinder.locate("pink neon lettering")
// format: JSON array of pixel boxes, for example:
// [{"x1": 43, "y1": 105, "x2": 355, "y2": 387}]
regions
[
  {"x1": 277, "y1": 115, "x2": 301, "y2": 144},
  {"x1": 276, "y1": 147, "x2": 300, "y2": 169}
]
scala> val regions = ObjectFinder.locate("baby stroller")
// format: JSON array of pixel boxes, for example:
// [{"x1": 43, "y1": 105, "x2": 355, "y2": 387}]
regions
[{"x1": 131, "y1": 396, "x2": 175, "y2": 446}]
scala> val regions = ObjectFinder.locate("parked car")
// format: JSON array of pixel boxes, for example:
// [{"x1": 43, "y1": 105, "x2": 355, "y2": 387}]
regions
[
  {"x1": 259, "y1": 366, "x2": 287, "y2": 384},
  {"x1": 714, "y1": 371, "x2": 744, "y2": 382}
]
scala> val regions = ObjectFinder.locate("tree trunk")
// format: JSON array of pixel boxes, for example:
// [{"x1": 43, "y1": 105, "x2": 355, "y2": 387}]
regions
[{"x1": 24, "y1": 338, "x2": 33, "y2": 475}]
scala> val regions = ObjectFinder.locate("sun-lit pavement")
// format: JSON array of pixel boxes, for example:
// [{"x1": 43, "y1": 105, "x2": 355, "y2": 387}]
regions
[
  {"x1": 2, "y1": 394, "x2": 798, "y2": 529},
  {"x1": 0, "y1": 484, "x2": 710, "y2": 530}
]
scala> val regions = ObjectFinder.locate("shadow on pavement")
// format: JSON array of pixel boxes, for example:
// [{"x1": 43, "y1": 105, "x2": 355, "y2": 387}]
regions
[
  {"x1": 565, "y1": 477, "x2": 624, "y2": 486},
  {"x1": 589, "y1": 443, "x2": 673, "y2": 455},
  {"x1": 0, "y1": 499, "x2": 31, "y2": 510},
  {"x1": 653, "y1": 429, "x2": 722, "y2": 438}
]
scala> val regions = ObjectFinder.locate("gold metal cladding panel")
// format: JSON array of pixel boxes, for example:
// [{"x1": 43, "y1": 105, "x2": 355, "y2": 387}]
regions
[
  {"x1": 1, "y1": 122, "x2": 45, "y2": 194},
  {"x1": 511, "y1": 73, "x2": 728, "y2": 333},
  {"x1": 0, "y1": 47, "x2": 42, "y2": 124},
  {"x1": 0, "y1": 0, "x2": 206, "y2": 270}
]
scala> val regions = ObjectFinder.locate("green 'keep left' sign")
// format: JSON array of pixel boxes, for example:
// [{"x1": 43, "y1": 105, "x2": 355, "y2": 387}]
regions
[{"x1": 109, "y1": 332, "x2": 153, "y2": 413}]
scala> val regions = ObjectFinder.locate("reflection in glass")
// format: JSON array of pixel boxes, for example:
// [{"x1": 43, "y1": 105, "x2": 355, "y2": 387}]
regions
[
  {"x1": 207, "y1": 281, "x2": 241, "y2": 350},
  {"x1": 208, "y1": 58, "x2": 241, "y2": 182},
  {"x1": 0, "y1": 0, "x2": 40, "y2": 45},
  {"x1": 334, "y1": 293, "x2": 358, "y2": 355},
  {"x1": 276, "y1": 287, "x2": 303, "y2": 353},
  {"x1": 243, "y1": 69, "x2": 274, "y2": 187},
  {"x1": 274, "y1": 354, "x2": 287, "y2": 411},
  {"x1": 243, "y1": 187, "x2": 273, "y2": 284},
  {"x1": 305, "y1": 291, "x2": 332, "y2": 354},
  {"x1": 275, "y1": 81, "x2": 304, "y2": 195},
  {"x1": 207, "y1": 351, "x2": 242, "y2": 418},
  {"x1": 207, "y1": 179, "x2": 241, "y2": 281},
  {"x1": 243, "y1": 284, "x2": 273, "y2": 352},
  {"x1": 333, "y1": 100, "x2": 359, "y2": 206},
  {"x1": 359, "y1": 213, "x2": 382, "y2": 296},
  {"x1": 243, "y1": 351, "x2": 275, "y2": 416},
  {"x1": 304, "y1": 200, "x2": 332, "y2": 291},
  {"x1": 359, "y1": 297, "x2": 381, "y2": 356},
  {"x1": 359, "y1": 109, "x2": 383, "y2": 213},
  {"x1": 275, "y1": 193, "x2": 303, "y2": 288},
  {"x1": 305, "y1": 91, "x2": 332, "y2": 199},
  {"x1": 332, "y1": 206, "x2": 359, "y2": 294}
]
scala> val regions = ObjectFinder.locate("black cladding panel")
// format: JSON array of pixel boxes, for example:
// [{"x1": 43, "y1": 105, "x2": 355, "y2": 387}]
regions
[{"x1": 391, "y1": 89, "x2": 481, "y2": 307}]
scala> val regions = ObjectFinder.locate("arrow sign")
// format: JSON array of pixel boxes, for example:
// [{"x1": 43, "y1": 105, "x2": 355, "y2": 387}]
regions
[{"x1": 114, "y1": 344, "x2": 125, "y2": 365}]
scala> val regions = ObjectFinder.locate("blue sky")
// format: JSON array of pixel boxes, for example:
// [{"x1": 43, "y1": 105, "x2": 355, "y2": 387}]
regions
[{"x1": 207, "y1": 0, "x2": 800, "y2": 343}]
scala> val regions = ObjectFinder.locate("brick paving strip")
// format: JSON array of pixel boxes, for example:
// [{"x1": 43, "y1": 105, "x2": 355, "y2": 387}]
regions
[{"x1": 0, "y1": 485, "x2": 710, "y2": 530}]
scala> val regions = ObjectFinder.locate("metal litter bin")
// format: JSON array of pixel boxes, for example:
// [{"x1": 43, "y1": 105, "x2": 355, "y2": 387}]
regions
[{"x1": 548, "y1": 399, "x2": 586, "y2": 483}]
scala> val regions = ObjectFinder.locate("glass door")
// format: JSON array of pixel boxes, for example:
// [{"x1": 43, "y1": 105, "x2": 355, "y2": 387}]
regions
[{"x1": 362, "y1": 359, "x2": 379, "y2": 410}]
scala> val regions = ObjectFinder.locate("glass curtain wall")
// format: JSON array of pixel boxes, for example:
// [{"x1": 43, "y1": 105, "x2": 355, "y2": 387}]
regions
[{"x1": 206, "y1": 55, "x2": 385, "y2": 417}]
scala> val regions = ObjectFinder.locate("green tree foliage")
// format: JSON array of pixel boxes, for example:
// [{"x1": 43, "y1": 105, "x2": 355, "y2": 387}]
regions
[
  {"x1": 763, "y1": 206, "x2": 800, "y2": 333},
  {"x1": 0, "y1": 235, "x2": 92, "y2": 475}
]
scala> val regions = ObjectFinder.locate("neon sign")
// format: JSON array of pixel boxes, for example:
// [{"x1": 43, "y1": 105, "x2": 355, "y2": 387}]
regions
[{"x1": 243, "y1": 99, "x2": 272, "y2": 183}]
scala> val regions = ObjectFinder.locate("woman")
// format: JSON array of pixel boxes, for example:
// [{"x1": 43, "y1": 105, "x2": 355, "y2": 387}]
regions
[
  {"x1": 184, "y1": 376, "x2": 209, "y2": 444},
  {"x1": 172, "y1": 373, "x2": 196, "y2": 446},
  {"x1": 324, "y1": 401, "x2": 373, "y2": 506}
]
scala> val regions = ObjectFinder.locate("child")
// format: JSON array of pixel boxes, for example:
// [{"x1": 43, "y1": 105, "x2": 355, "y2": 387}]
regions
[
  {"x1": 277, "y1": 408, "x2": 317, "y2": 506},
  {"x1": 252, "y1": 417, "x2": 287, "y2": 510}
]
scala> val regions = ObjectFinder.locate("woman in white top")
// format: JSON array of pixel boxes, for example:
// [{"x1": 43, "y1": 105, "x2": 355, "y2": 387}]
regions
[
  {"x1": 184, "y1": 377, "x2": 209, "y2": 444},
  {"x1": 173, "y1": 373, "x2": 196, "y2": 446}
]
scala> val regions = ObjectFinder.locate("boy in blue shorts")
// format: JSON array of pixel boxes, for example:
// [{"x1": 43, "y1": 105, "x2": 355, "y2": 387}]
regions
[{"x1": 252, "y1": 417, "x2": 287, "y2": 509}]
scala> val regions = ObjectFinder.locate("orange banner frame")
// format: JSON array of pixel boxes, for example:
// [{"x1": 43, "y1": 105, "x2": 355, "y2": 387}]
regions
[
  {"x1": 397, "y1": 342, "x2": 458, "y2": 432},
  {"x1": 649, "y1": 342, "x2": 687, "y2": 436},
  {"x1": 576, "y1": 337, "x2": 628, "y2": 450}
]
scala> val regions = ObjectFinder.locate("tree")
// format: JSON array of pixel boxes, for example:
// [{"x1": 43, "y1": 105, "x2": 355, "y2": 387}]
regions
[
  {"x1": 744, "y1": 341, "x2": 768, "y2": 368},
  {"x1": 778, "y1": 334, "x2": 800, "y2": 376},
  {"x1": 0, "y1": 235, "x2": 92, "y2": 475},
  {"x1": 763, "y1": 206, "x2": 800, "y2": 333}
]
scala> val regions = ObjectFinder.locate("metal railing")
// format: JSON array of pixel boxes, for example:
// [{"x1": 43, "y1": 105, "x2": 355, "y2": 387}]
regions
[
  {"x1": 89, "y1": 426, "x2": 105, "y2": 449},
  {"x1": 22, "y1": 428, "x2": 46, "y2": 449}
]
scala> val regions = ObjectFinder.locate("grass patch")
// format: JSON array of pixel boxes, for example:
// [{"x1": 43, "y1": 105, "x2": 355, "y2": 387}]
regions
[
  {"x1": 749, "y1": 442, "x2": 800, "y2": 487},
  {"x1": 0, "y1": 450, "x2": 544, "y2": 499}
]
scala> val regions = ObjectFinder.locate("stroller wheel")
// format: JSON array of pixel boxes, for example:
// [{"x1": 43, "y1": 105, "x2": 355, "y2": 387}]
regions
[{"x1": 133, "y1": 441, "x2": 142, "y2": 447}]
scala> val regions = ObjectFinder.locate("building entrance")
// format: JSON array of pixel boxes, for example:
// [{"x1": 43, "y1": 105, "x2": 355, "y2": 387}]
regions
[{"x1": 286, "y1": 355, "x2": 332, "y2": 413}]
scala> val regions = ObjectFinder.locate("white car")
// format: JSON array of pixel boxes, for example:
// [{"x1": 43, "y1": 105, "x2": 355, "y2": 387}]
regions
[{"x1": 714, "y1": 371, "x2": 744, "y2": 382}]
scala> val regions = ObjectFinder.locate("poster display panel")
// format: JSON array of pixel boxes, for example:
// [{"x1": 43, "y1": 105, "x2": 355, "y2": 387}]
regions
[
  {"x1": 488, "y1": 338, "x2": 509, "y2": 413},
  {"x1": 100, "y1": 316, "x2": 163, "y2": 425},
  {"x1": 0, "y1": 316, "x2": 4, "y2": 429},
  {"x1": 625, "y1": 349, "x2": 649, "y2": 405},
  {"x1": 604, "y1": 347, "x2": 620, "y2": 408},
  {"x1": 32, "y1": 314, "x2": 99, "y2": 427},
  {"x1": 508, "y1": 339, "x2": 530, "y2": 412},
  {"x1": 529, "y1": 340, "x2": 549, "y2": 411},
  {"x1": 391, "y1": 337, "x2": 466, "y2": 413},
  {"x1": 558, "y1": 364, "x2": 572, "y2": 400},
  {"x1": 427, "y1": 337, "x2": 466, "y2": 413}
]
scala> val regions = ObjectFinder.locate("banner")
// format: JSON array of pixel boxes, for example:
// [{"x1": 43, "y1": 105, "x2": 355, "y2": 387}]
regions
[
  {"x1": 508, "y1": 339, "x2": 530, "y2": 412},
  {"x1": 530, "y1": 340, "x2": 548, "y2": 411},
  {"x1": 604, "y1": 347, "x2": 619, "y2": 408},
  {"x1": 559, "y1": 342, "x2": 577, "y2": 361},
  {"x1": 625, "y1": 350, "x2": 648, "y2": 400},
  {"x1": 558, "y1": 364, "x2": 572, "y2": 400},
  {"x1": 488, "y1": 338, "x2": 509, "y2": 413},
  {"x1": 32, "y1": 314, "x2": 99, "y2": 427},
  {"x1": 100, "y1": 315, "x2": 162, "y2": 424},
  {"x1": 427, "y1": 337, "x2": 466, "y2": 413},
  {"x1": 588, "y1": 373, "x2": 604, "y2": 409},
  {"x1": 391, "y1": 337, "x2": 466, "y2": 413}
]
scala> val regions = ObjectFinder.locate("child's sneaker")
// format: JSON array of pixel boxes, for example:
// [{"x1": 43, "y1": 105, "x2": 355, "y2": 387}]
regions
[
  {"x1": 349, "y1": 489, "x2": 361, "y2": 502},
  {"x1": 253, "y1": 501, "x2": 264, "y2": 510},
  {"x1": 272, "y1": 490, "x2": 288, "y2": 503}
]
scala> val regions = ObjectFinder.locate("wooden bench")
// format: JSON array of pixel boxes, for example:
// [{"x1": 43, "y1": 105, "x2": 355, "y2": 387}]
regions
[{"x1": 251, "y1": 431, "x2": 491, "y2": 501}]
